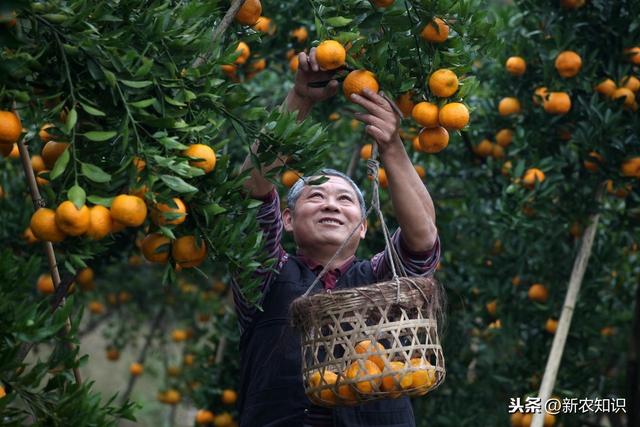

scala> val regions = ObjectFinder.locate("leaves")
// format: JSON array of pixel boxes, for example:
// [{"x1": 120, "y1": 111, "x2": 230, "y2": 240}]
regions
[
  {"x1": 49, "y1": 149, "x2": 70, "y2": 181},
  {"x1": 80, "y1": 162, "x2": 111, "y2": 183},
  {"x1": 159, "y1": 175, "x2": 198, "y2": 193},
  {"x1": 83, "y1": 131, "x2": 117, "y2": 142},
  {"x1": 67, "y1": 185, "x2": 86, "y2": 209}
]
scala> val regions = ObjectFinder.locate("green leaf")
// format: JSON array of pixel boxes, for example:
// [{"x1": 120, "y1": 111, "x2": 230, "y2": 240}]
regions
[
  {"x1": 68, "y1": 185, "x2": 86, "y2": 209},
  {"x1": 64, "y1": 107, "x2": 78, "y2": 134},
  {"x1": 81, "y1": 162, "x2": 112, "y2": 183},
  {"x1": 326, "y1": 16, "x2": 352, "y2": 27},
  {"x1": 121, "y1": 80, "x2": 153, "y2": 88},
  {"x1": 204, "y1": 203, "x2": 227, "y2": 216},
  {"x1": 160, "y1": 175, "x2": 198, "y2": 193},
  {"x1": 164, "y1": 96, "x2": 187, "y2": 107},
  {"x1": 83, "y1": 131, "x2": 117, "y2": 142},
  {"x1": 80, "y1": 103, "x2": 106, "y2": 117},
  {"x1": 87, "y1": 195, "x2": 114, "y2": 207},
  {"x1": 103, "y1": 68, "x2": 117, "y2": 87},
  {"x1": 130, "y1": 98, "x2": 156, "y2": 108},
  {"x1": 49, "y1": 149, "x2": 70, "y2": 180}
]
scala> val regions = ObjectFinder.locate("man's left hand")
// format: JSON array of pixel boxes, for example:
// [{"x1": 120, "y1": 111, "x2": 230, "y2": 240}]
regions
[{"x1": 350, "y1": 89, "x2": 402, "y2": 155}]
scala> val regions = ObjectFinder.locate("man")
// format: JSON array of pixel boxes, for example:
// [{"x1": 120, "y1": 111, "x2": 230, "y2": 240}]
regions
[{"x1": 232, "y1": 48, "x2": 440, "y2": 427}]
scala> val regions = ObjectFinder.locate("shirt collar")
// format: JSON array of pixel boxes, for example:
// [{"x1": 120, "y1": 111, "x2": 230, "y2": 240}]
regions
[{"x1": 296, "y1": 252, "x2": 356, "y2": 276}]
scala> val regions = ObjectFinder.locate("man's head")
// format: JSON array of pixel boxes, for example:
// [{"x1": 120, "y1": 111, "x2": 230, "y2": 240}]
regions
[{"x1": 283, "y1": 169, "x2": 367, "y2": 257}]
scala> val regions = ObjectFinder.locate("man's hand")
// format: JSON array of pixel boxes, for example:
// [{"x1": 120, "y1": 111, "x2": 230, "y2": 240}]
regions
[
  {"x1": 292, "y1": 48, "x2": 339, "y2": 105},
  {"x1": 350, "y1": 89, "x2": 403, "y2": 155}
]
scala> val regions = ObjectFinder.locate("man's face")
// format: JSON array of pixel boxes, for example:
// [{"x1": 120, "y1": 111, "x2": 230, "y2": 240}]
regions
[{"x1": 283, "y1": 175, "x2": 366, "y2": 252}]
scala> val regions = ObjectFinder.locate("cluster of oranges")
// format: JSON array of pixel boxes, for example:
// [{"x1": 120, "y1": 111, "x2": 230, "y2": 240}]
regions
[
  {"x1": 473, "y1": 128, "x2": 513, "y2": 159},
  {"x1": 510, "y1": 409, "x2": 556, "y2": 427},
  {"x1": 194, "y1": 390, "x2": 237, "y2": 425},
  {"x1": 306, "y1": 340, "x2": 437, "y2": 405},
  {"x1": 0, "y1": 110, "x2": 22, "y2": 161}
]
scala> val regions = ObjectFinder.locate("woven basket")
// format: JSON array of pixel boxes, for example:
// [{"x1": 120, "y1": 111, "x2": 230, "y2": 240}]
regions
[{"x1": 290, "y1": 276, "x2": 445, "y2": 407}]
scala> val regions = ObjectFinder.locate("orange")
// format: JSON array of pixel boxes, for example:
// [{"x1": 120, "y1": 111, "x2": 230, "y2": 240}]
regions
[
  {"x1": 41, "y1": 141, "x2": 69, "y2": 169},
  {"x1": 316, "y1": 40, "x2": 346, "y2": 71},
  {"x1": 420, "y1": 17, "x2": 449, "y2": 43},
  {"x1": 248, "y1": 58, "x2": 267, "y2": 73},
  {"x1": 184, "y1": 353, "x2": 195, "y2": 365},
  {"x1": 289, "y1": 56, "x2": 299, "y2": 73},
  {"x1": 560, "y1": 0, "x2": 586, "y2": 8},
  {"x1": 601, "y1": 326, "x2": 616, "y2": 337},
  {"x1": 308, "y1": 370, "x2": 338, "y2": 405},
  {"x1": 281, "y1": 170, "x2": 301, "y2": 188},
  {"x1": 381, "y1": 361, "x2": 412, "y2": 394},
  {"x1": 37, "y1": 274, "x2": 55, "y2": 294},
  {"x1": 501, "y1": 160, "x2": 513, "y2": 176},
  {"x1": 570, "y1": 221, "x2": 583, "y2": 238},
  {"x1": 31, "y1": 155, "x2": 46, "y2": 173},
  {"x1": 543, "y1": 92, "x2": 571, "y2": 115},
  {"x1": 31, "y1": 208, "x2": 66, "y2": 242},
  {"x1": 152, "y1": 197, "x2": 187, "y2": 226},
  {"x1": 76, "y1": 267, "x2": 95, "y2": 291},
  {"x1": 377, "y1": 168, "x2": 388, "y2": 188},
  {"x1": 343, "y1": 70, "x2": 379, "y2": 100},
  {"x1": 522, "y1": 168, "x2": 545, "y2": 189},
  {"x1": 345, "y1": 360, "x2": 382, "y2": 393},
  {"x1": 428, "y1": 69, "x2": 458, "y2": 97},
  {"x1": 110, "y1": 194, "x2": 147, "y2": 227},
  {"x1": 533, "y1": 86, "x2": 548, "y2": 105},
  {"x1": 606, "y1": 180, "x2": 630, "y2": 198},
  {"x1": 511, "y1": 411, "x2": 524, "y2": 427},
  {"x1": 167, "y1": 366, "x2": 181, "y2": 377},
  {"x1": 234, "y1": 0, "x2": 261, "y2": 26},
  {"x1": 473, "y1": 139, "x2": 493, "y2": 157},
  {"x1": 106, "y1": 347, "x2": 120, "y2": 361},
  {"x1": 584, "y1": 151, "x2": 603, "y2": 172},
  {"x1": 130, "y1": 362, "x2": 144, "y2": 376},
  {"x1": 621, "y1": 157, "x2": 640, "y2": 178},
  {"x1": 505, "y1": 56, "x2": 526, "y2": 76},
  {"x1": 520, "y1": 413, "x2": 533, "y2": 427},
  {"x1": 491, "y1": 144, "x2": 505, "y2": 160},
  {"x1": 337, "y1": 383, "x2": 358, "y2": 405},
  {"x1": 372, "y1": 0, "x2": 395, "y2": 7},
  {"x1": 0, "y1": 110, "x2": 22, "y2": 144},
  {"x1": 418, "y1": 127, "x2": 449, "y2": 153},
  {"x1": 621, "y1": 76, "x2": 640, "y2": 93},
  {"x1": 545, "y1": 318, "x2": 558, "y2": 334},
  {"x1": 408, "y1": 358, "x2": 436, "y2": 393},
  {"x1": 88, "y1": 301, "x2": 105, "y2": 314},
  {"x1": 329, "y1": 112, "x2": 341, "y2": 121},
  {"x1": 486, "y1": 300, "x2": 497, "y2": 317},
  {"x1": 196, "y1": 409, "x2": 216, "y2": 425},
  {"x1": 595, "y1": 79, "x2": 616, "y2": 97},
  {"x1": 162, "y1": 389, "x2": 182, "y2": 405},
  {"x1": 39, "y1": 123, "x2": 55, "y2": 142},
  {"x1": 412, "y1": 136, "x2": 422, "y2": 152},
  {"x1": 213, "y1": 412, "x2": 233, "y2": 427},
  {"x1": 498, "y1": 97, "x2": 521, "y2": 116},
  {"x1": 438, "y1": 103, "x2": 469, "y2": 130},
  {"x1": 172, "y1": 329, "x2": 188, "y2": 342},
  {"x1": 221, "y1": 389, "x2": 237, "y2": 405},
  {"x1": 172, "y1": 235, "x2": 208, "y2": 268},
  {"x1": 354, "y1": 340, "x2": 387, "y2": 370},
  {"x1": 612, "y1": 87, "x2": 635, "y2": 108},
  {"x1": 253, "y1": 16, "x2": 274, "y2": 34},
  {"x1": 133, "y1": 156, "x2": 146, "y2": 172},
  {"x1": 625, "y1": 46, "x2": 640, "y2": 65},
  {"x1": 183, "y1": 144, "x2": 216, "y2": 173},
  {"x1": 23, "y1": 227, "x2": 38, "y2": 244},
  {"x1": 55, "y1": 201, "x2": 90, "y2": 236},
  {"x1": 221, "y1": 64, "x2": 236, "y2": 78},
  {"x1": 86, "y1": 205, "x2": 112, "y2": 240},
  {"x1": 528, "y1": 283, "x2": 549, "y2": 303},
  {"x1": 290, "y1": 26, "x2": 308, "y2": 43},
  {"x1": 495, "y1": 129, "x2": 513, "y2": 147},
  {"x1": 360, "y1": 144, "x2": 372, "y2": 160},
  {"x1": 234, "y1": 41, "x2": 250, "y2": 65},
  {"x1": 555, "y1": 50, "x2": 582, "y2": 78},
  {"x1": 411, "y1": 102, "x2": 439, "y2": 128},
  {"x1": 414, "y1": 165, "x2": 426, "y2": 179},
  {"x1": 142, "y1": 233, "x2": 171, "y2": 263},
  {"x1": 396, "y1": 92, "x2": 415, "y2": 117},
  {"x1": 8, "y1": 143, "x2": 19, "y2": 159}
]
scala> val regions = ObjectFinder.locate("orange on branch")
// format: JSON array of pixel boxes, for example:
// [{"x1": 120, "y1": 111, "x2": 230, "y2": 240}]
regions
[
  {"x1": 31, "y1": 155, "x2": 46, "y2": 173},
  {"x1": 221, "y1": 389, "x2": 237, "y2": 405},
  {"x1": 505, "y1": 56, "x2": 526, "y2": 76},
  {"x1": 595, "y1": 79, "x2": 616, "y2": 97},
  {"x1": 396, "y1": 92, "x2": 415, "y2": 117},
  {"x1": 55, "y1": 201, "x2": 90, "y2": 236},
  {"x1": 545, "y1": 318, "x2": 558, "y2": 334},
  {"x1": 420, "y1": 17, "x2": 449, "y2": 43},
  {"x1": 522, "y1": 168, "x2": 545, "y2": 189},
  {"x1": 495, "y1": 129, "x2": 514, "y2": 147},
  {"x1": 253, "y1": 16, "x2": 274, "y2": 34},
  {"x1": 110, "y1": 195, "x2": 147, "y2": 227},
  {"x1": 428, "y1": 69, "x2": 459, "y2": 98},
  {"x1": 37, "y1": 274, "x2": 55, "y2": 294},
  {"x1": 418, "y1": 126, "x2": 449, "y2": 153},
  {"x1": 555, "y1": 50, "x2": 582, "y2": 78},
  {"x1": 31, "y1": 208, "x2": 66, "y2": 242},
  {"x1": 612, "y1": 88, "x2": 635, "y2": 108},
  {"x1": 411, "y1": 102, "x2": 439, "y2": 128},
  {"x1": 316, "y1": 40, "x2": 346, "y2": 71},
  {"x1": 372, "y1": 0, "x2": 395, "y2": 7},
  {"x1": 151, "y1": 197, "x2": 187, "y2": 226},
  {"x1": 291, "y1": 26, "x2": 308, "y2": 43},
  {"x1": 621, "y1": 76, "x2": 640, "y2": 93},
  {"x1": 39, "y1": 123, "x2": 55, "y2": 142},
  {"x1": 142, "y1": 233, "x2": 171, "y2": 263},
  {"x1": 289, "y1": 55, "x2": 299, "y2": 73},
  {"x1": 543, "y1": 92, "x2": 571, "y2": 115},
  {"x1": 172, "y1": 235, "x2": 207, "y2": 268},
  {"x1": 343, "y1": 70, "x2": 379, "y2": 100},
  {"x1": 0, "y1": 110, "x2": 22, "y2": 144},
  {"x1": 183, "y1": 144, "x2": 216, "y2": 173},
  {"x1": 528, "y1": 283, "x2": 549, "y2": 303},
  {"x1": 87, "y1": 205, "x2": 112, "y2": 240},
  {"x1": 41, "y1": 141, "x2": 69, "y2": 169},
  {"x1": 196, "y1": 410, "x2": 216, "y2": 425},
  {"x1": 130, "y1": 362, "x2": 144, "y2": 376},
  {"x1": 281, "y1": 170, "x2": 301, "y2": 188},
  {"x1": 233, "y1": 42, "x2": 250, "y2": 65},
  {"x1": 234, "y1": 0, "x2": 261, "y2": 26},
  {"x1": 438, "y1": 102, "x2": 469, "y2": 130},
  {"x1": 360, "y1": 144, "x2": 372, "y2": 160},
  {"x1": 76, "y1": 267, "x2": 95, "y2": 291},
  {"x1": 88, "y1": 301, "x2": 105, "y2": 314},
  {"x1": 498, "y1": 97, "x2": 521, "y2": 116}
]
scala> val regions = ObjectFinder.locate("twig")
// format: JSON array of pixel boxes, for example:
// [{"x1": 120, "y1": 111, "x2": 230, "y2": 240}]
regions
[
  {"x1": 191, "y1": 0, "x2": 246, "y2": 68},
  {"x1": 346, "y1": 145, "x2": 360, "y2": 178}
]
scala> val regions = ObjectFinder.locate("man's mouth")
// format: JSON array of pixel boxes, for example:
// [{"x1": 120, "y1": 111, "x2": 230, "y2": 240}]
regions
[{"x1": 318, "y1": 217, "x2": 344, "y2": 226}]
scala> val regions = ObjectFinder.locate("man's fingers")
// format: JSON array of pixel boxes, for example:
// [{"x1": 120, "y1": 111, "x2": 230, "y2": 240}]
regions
[
  {"x1": 365, "y1": 125, "x2": 385, "y2": 141},
  {"x1": 298, "y1": 51, "x2": 309, "y2": 72},
  {"x1": 354, "y1": 112, "x2": 387, "y2": 130},
  {"x1": 325, "y1": 80, "x2": 339, "y2": 96},
  {"x1": 362, "y1": 88, "x2": 393, "y2": 110},
  {"x1": 350, "y1": 93, "x2": 389, "y2": 117},
  {"x1": 309, "y1": 47, "x2": 319, "y2": 72}
]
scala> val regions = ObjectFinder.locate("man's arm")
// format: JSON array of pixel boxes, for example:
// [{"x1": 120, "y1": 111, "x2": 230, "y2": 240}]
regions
[{"x1": 351, "y1": 89, "x2": 438, "y2": 252}]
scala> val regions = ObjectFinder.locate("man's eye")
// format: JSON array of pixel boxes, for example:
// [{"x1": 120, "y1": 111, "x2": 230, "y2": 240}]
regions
[
  {"x1": 340, "y1": 196, "x2": 353, "y2": 201},
  {"x1": 310, "y1": 193, "x2": 323, "y2": 198}
]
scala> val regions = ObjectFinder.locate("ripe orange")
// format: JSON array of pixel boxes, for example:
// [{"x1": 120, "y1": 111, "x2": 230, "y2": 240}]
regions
[
  {"x1": 408, "y1": 358, "x2": 436, "y2": 393},
  {"x1": 418, "y1": 127, "x2": 449, "y2": 153},
  {"x1": 248, "y1": 58, "x2": 267, "y2": 73},
  {"x1": 41, "y1": 141, "x2": 69, "y2": 169},
  {"x1": 543, "y1": 92, "x2": 571, "y2": 115},
  {"x1": 606, "y1": 179, "x2": 630, "y2": 198},
  {"x1": 420, "y1": 17, "x2": 449, "y2": 43},
  {"x1": 412, "y1": 136, "x2": 422, "y2": 152},
  {"x1": 328, "y1": 112, "x2": 340, "y2": 121},
  {"x1": 498, "y1": 97, "x2": 521, "y2": 116},
  {"x1": 595, "y1": 79, "x2": 616, "y2": 97},
  {"x1": 345, "y1": 360, "x2": 382, "y2": 393},
  {"x1": 428, "y1": 69, "x2": 459, "y2": 98},
  {"x1": 39, "y1": 123, "x2": 55, "y2": 142},
  {"x1": 289, "y1": 55, "x2": 299, "y2": 73},
  {"x1": 172, "y1": 235, "x2": 207, "y2": 268},
  {"x1": 360, "y1": 144, "x2": 372, "y2": 160},
  {"x1": 234, "y1": 0, "x2": 261, "y2": 26},
  {"x1": 611, "y1": 88, "x2": 635, "y2": 108},
  {"x1": 0, "y1": 110, "x2": 22, "y2": 144},
  {"x1": 31, "y1": 155, "x2": 46, "y2": 173},
  {"x1": 76, "y1": 267, "x2": 95, "y2": 291},
  {"x1": 290, "y1": 26, "x2": 308, "y2": 43},
  {"x1": 522, "y1": 168, "x2": 545, "y2": 189},
  {"x1": 584, "y1": 151, "x2": 604, "y2": 172},
  {"x1": 183, "y1": 144, "x2": 216, "y2": 173},
  {"x1": 343, "y1": 70, "x2": 379, "y2": 100},
  {"x1": 162, "y1": 389, "x2": 182, "y2": 405},
  {"x1": 533, "y1": 86, "x2": 548, "y2": 105},
  {"x1": 473, "y1": 139, "x2": 493, "y2": 157},
  {"x1": 354, "y1": 340, "x2": 387, "y2": 370},
  {"x1": 492, "y1": 144, "x2": 505, "y2": 159},
  {"x1": 36, "y1": 170, "x2": 50, "y2": 186},
  {"x1": 411, "y1": 102, "x2": 439, "y2": 128},
  {"x1": 196, "y1": 409, "x2": 216, "y2": 425},
  {"x1": 213, "y1": 412, "x2": 233, "y2": 427},
  {"x1": 86, "y1": 205, "x2": 112, "y2": 240},
  {"x1": 106, "y1": 347, "x2": 120, "y2": 361},
  {"x1": 625, "y1": 46, "x2": 640, "y2": 65},
  {"x1": 23, "y1": 227, "x2": 38, "y2": 244},
  {"x1": 486, "y1": 300, "x2": 497, "y2": 317},
  {"x1": 621, "y1": 157, "x2": 640, "y2": 178},
  {"x1": 381, "y1": 361, "x2": 412, "y2": 394},
  {"x1": 221, "y1": 389, "x2": 237, "y2": 405},
  {"x1": 281, "y1": 170, "x2": 301, "y2": 188},
  {"x1": 253, "y1": 16, "x2": 274, "y2": 34},
  {"x1": 308, "y1": 370, "x2": 338, "y2": 405},
  {"x1": 172, "y1": 329, "x2": 188, "y2": 342},
  {"x1": 511, "y1": 411, "x2": 524, "y2": 427},
  {"x1": 37, "y1": 274, "x2": 55, "y2": 294},
  {"x1": 377, "y1": 168, "x2": 388, "y2": 188},
  {"x1": 130, "y1": 362, "x2": 144, "y2": 376},
  {"x1": 372, "y1": 0, "x2": 395, "y2": 7},
  {"x1": 528, "y1": 283, "x2": 549, "y2": 303},
  {"x1": 88, "y1": 301, "x2": 105, "y2": 315},
  {"x1": 132, "y1": 156, "x2": 146, "y2": 172},
  {"x1": 555, "y1": 50, "x2": 582, "y2": 78},
  {"x1": 495, "y1": 129, "x2": 513, "y2": 147},
  {"x1": 396, "y1": 92, "x2": 415, "y2": 117},
  {"x1": 316, "y1": 40, "x2": 346, "y2": 71},
  {"x1": 234, "y1": 41, "x2": 250, "y2": 65},
  {"x1": 414, "y1": 165, "x2": 426, "y2": 179},
  {"x1": 152, "y1": 198, "x2": 187, "y2": 226},
  {"x1": 601, "y1": 326, "x2": 616, "y2": 337},
  {"x1": 110, "y1": 194, "x2": 147, "y2": 227},
  {"x1": 55, "y1": 201, "x2": 91, "y2": 236},
  {"x1": 8, "y1": 143, "x2": 19, "y2": 159},
  {"x1": 505, "y1": 56, "x2": 526, "y2": 76},
  {"x1": 142, "y1": 233, "x2": 171, "y2": 263},
  {"x1": 438, "y1": 102, "x2": 469, "y2": 130},
  {"x1": 621, "y1": 76, "x2": 640, "y2": 93},
  {"x1": 221, "y1": 64, "x2": 236, "y2": 78},
  {"x1": 545, "y1": 318, "x2": 558, "y2": 334},
  {"x1": 31, "y1": 208, "x2": 66, "y2": 242}
]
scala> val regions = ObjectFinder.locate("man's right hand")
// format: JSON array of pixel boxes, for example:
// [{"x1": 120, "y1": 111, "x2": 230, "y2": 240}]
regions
[{"x1": 291, "y1": 47, "x2": 339, "y2": 107}]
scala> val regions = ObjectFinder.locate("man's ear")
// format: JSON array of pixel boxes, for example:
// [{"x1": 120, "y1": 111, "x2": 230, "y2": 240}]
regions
[
  {"x1": 359, "y1": 218, "x2": 367, "y2": 239},
  {"x1": 283, "y1": 208, "x2": 294, "y2": 232}
]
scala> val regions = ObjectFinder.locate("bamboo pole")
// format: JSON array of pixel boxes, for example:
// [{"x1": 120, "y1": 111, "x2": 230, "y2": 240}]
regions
[
  {"x1": 531, "y1": 190, "x2": 603, "y2": 427},
  {"x1": 13, "y1": 106, "x2": 82, "y2": 385}
]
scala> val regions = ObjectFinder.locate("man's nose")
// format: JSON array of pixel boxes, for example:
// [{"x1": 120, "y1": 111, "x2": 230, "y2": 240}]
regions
[{"x1": 321, "y1": 197, "x2": 340, "y2": 211}]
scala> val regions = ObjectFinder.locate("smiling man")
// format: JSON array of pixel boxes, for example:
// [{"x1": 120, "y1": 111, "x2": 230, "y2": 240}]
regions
[{"x1": 232, "y1": 49, "x2": 440, "y2": 427}]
